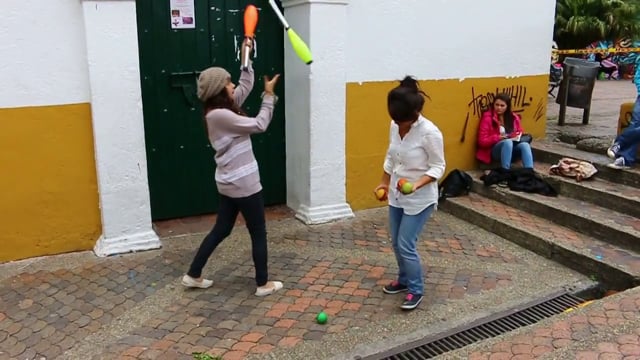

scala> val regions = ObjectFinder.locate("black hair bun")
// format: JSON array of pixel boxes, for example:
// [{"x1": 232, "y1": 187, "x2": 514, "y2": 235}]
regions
[{"x1": 399, "y1": 76, "x2": 419, "y2": 93}]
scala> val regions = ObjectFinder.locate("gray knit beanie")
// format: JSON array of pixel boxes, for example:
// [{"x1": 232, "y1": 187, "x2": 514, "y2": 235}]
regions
[{"x1": 197, "y1": 67, "x2": 231, "y2": 101}]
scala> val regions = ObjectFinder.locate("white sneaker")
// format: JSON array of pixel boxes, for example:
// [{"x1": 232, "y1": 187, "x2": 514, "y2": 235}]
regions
[
  {"x1": 181, "y1": 275, "x2": 213, "y2": 289},
  {"x1": 255, "y1": 281, "x2": 283, "y2": 297},
  {"x1": 607, "y1": 157, "x2": 630, "y2": 170}
]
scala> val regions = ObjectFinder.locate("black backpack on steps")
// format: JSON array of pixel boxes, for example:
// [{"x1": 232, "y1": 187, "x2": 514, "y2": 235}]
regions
[{"x1": 438, "y1": 169, "x2": 473, "y2": 201}]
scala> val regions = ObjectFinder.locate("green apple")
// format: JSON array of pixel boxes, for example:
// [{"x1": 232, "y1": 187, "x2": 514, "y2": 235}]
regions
[{"x1": 401, "y1": 182, "x2": 414, "y2": 194}]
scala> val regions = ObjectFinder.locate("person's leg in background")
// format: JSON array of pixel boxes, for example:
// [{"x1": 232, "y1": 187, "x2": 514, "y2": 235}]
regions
[
  {"x1": 184, "y1": 195, "x2": 239, "y2": 288},
  {"x1": 608, "y1": 95, "x2": 640, "y2": 169},
  {"x1": 395, "y1": 204, "x2": 435, "y2": 310},
  {"x1": 608, "y1": 125, "x2": 640, "y2": 169},
  {"x1": 491, "y1": 140, "x2": 514, "y2": 169},
  {"x1": 609, "y1": 95, "x2": 640, "y2": 159},
  {"x1": 384, "y1": 205, "x2": 408, "y2": 294},
  {"x1": 237, "y1": 191, "x2": 283, "y2": 296}
]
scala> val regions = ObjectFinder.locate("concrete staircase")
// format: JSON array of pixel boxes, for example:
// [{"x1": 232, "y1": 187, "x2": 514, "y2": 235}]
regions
[{"x1": 440, "y1": 140, "x2": 640, "y2": 291}]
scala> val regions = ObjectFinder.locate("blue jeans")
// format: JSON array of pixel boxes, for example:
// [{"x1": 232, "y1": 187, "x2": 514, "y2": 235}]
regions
[
  {"x1": 491, "y1": 139, "x2": 534, "y2": 169},
  {"x1": 614, "y1": 95, "x2": 640, "y2": 165},
  {"x1": 388, "y1": 204, "x2": 435, "y2": 295}
]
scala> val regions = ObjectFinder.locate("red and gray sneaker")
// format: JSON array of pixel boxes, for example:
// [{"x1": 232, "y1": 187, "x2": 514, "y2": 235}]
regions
[
  {"x1": 400, "y1": 293, "x2": 423, "y2": 310},
  {"x1": 383, "y1": 281, "x2": 408, "y2": 294}
]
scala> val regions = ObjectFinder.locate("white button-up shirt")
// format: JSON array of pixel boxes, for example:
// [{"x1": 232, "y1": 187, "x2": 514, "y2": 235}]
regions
[{"x1": 383, "y1": 115, "x2": 446, "y2": 215}]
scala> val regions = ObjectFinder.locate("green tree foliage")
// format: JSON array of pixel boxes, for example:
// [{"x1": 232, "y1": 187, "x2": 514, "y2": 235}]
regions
[{"x1": 554, "y1": 0, "x2": 640, "y2": 49}]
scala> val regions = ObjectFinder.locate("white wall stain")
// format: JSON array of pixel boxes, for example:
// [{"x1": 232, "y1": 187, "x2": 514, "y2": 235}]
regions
[
  {"x1": 234, "y1": 35, "x2": 240, "y2": 61},
  {"x1": 234, "y1": 36, "x2": 258, "y2": 62},
  {"x1": 253, "y1": 39, "x2": 258, "y2": 60}
]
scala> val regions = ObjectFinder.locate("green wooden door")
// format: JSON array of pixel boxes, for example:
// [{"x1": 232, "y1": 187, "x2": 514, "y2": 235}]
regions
[{"x1": 136, "y1": 0, "x2": 286, "y2": 220}]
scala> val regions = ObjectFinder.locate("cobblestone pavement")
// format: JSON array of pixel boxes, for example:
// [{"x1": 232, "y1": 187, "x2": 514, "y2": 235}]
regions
[{"x1": 0, "y1": 208, "x2": 587, "y2": 360}]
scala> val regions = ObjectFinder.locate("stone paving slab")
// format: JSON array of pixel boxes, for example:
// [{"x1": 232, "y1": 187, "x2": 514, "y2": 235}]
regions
[{"x1": 0, "y1": 208, "x2": 587, "y2": 360}]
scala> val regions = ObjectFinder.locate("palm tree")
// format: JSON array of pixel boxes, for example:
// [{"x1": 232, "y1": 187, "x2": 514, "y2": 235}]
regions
[{"x1": 554, "y1": 0, "x2": 640, "y2": 49}]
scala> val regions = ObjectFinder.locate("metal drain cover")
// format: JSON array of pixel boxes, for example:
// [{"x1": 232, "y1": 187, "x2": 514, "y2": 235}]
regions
[{"x1": 362, "y1": 291, "x2": 585, "y2": 360}]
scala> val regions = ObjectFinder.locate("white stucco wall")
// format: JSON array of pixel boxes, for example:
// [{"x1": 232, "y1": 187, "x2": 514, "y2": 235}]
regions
[
  {"x1": 1, "y1": 0, "x2": 159, "y2": 258},
  {"x1": 0, "y1": 0, "x2": 90, "y2": 108},
  {"x1": 346, "y1": 0, "x2": 556, "y2": 82},
  {"x1": 82, "y1": 0, "x2": 160, "y2": 256}
]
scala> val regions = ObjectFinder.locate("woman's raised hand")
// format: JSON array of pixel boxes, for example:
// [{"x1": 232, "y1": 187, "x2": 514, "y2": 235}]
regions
[{"x1": 264, "y1": 74, "x2": 281, "y2": 96}]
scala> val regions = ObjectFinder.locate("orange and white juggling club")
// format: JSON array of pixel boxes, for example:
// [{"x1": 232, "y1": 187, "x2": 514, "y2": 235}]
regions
[{"x1": 242, "y1": 5, "x2": 259, "y2": 70}]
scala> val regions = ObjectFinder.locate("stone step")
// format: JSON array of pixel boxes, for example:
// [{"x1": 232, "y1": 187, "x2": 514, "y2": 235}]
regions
[
  {"x1": 466, "y1": 172, "x2": 640, "y2": 254},
  {"x1": 532, "y1": 140, "x2": 640, "y2": 188},
  {"x1": 531, "y1": 162, "x2": 640, "y2": 219},
  {"x1": 439, "y1": 193, "x2": 640, "y2": 290}
]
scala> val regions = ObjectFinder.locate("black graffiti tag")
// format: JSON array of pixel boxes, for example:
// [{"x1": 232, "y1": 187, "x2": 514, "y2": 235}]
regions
[
  {"x1": 467, "y1": 85, "x2": 533, "y2": 117},
  {"x1": 460, "y1": 84, "x2": 542, "y2": 141}
]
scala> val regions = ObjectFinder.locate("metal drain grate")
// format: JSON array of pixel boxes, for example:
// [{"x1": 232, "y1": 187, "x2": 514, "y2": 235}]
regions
[{"x1": 365, "y1": 291, "x2": 585, "y2": 360}]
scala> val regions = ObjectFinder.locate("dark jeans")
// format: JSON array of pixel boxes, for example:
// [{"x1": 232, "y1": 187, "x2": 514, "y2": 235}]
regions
[{"x1": 187, "y1": 191, "x2": 268, "y2": 286}]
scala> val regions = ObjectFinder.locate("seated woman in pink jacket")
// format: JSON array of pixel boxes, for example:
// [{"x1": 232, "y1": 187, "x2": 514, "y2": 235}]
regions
[{"x1": 476, "y1": 93, "x2": 533, "y2": 169}]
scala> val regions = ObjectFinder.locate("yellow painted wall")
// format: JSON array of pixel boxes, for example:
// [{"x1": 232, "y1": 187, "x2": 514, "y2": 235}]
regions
[
  {"x1": 346, "y1": 74, "x2": 549, "y2": 210},
  {"x1": 0, "y1": 103, "x2": 101, "y2": 262}
]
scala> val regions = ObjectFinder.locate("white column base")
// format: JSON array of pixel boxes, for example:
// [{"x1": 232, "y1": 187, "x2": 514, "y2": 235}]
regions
[
  {"x1": 93, "y1": 230, "x2": 162, "y2": 257},
  {"x1": 295, "y1": 203, "x2": 354, "y2": 225}
]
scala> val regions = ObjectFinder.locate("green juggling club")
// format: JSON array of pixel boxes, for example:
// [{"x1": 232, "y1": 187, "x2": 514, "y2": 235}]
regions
[{"x1": 267, "y1": 0, "x2": 313, "y2": 65}]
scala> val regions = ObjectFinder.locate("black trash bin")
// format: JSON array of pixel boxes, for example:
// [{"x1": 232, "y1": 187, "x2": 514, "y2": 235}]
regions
[{"x1": 556, "y1": 57, "x2": 600, "y2": 125}]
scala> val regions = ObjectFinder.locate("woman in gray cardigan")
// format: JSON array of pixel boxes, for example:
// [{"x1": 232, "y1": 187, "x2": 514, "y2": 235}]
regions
[{"x1": 182, "y1": 39, "x2": 283, "y2": 297}]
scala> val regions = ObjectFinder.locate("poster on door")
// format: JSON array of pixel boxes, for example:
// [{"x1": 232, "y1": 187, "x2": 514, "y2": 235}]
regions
[{"x1": 170, "y1": 0, "x2": 195, "y2": 29}]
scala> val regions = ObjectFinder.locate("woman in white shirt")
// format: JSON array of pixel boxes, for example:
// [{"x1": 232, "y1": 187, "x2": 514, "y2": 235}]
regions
[{"x1": 374, "y1": 76, "x2": 446, "y2": 310}]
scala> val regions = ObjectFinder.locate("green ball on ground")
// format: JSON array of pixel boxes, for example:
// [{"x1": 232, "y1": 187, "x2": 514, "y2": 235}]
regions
[{"x1": 316, "y1": 311, "x2": 328, "y2": 324}]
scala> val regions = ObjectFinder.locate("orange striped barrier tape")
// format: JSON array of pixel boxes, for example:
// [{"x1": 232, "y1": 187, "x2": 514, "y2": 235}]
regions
[{"x1": 553, "y1": 47, "x2": 640, "y2": 54}]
